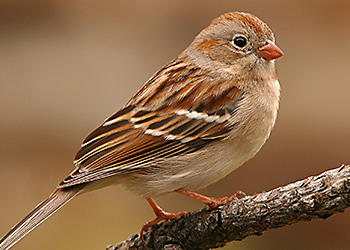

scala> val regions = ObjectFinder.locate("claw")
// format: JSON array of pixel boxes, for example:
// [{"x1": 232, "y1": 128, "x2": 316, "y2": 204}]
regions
[
  {"x1": 140, "y1": 197, "x2": 185, "y2": 242},
  {"x1": 140, "y1": 189, "x2": 246, "y2": 242},
  {"x1": 175, "y1": 188, "x2": 246, "y2": 209}
]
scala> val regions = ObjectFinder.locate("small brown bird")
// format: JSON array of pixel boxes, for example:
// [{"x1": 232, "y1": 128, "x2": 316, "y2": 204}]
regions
[{"x1": 0, "y1": 11, "x2": 283, "y2": 249}]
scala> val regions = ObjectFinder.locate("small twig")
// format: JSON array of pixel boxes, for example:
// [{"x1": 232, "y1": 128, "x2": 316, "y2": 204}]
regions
[{"x1": 107, "y1": 165, "x2": 350, "y2": 250}]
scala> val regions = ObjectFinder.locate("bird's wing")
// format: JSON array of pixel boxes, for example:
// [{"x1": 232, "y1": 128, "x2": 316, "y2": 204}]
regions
[{"x1": 59, "y1": 60, "x2": 243, "y2": 188}]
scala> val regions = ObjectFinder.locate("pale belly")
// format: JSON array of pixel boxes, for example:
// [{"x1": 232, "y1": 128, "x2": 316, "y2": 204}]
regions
[{"x1": 122, "y1": 124, "x2": 272, "y2": 197}]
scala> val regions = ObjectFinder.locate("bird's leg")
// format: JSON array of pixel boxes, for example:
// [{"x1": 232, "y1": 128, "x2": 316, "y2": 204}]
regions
[
  {"x1": 175, "y1": 188, "x2": 246, "y2": 209},
  {"x1": 140, "y1": 197, "x2": 185, "y2": 242},
  {"x1": 140, "y1": 189, "x2": 246, "y2": 241}
]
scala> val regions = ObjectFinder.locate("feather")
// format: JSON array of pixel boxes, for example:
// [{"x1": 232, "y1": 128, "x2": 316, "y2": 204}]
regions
[
  {"x1": 59, "y1": 61, "x2": 243, "y2": 188},
  {"x1": 0, "y1": 187, "x2": 83, "y2": 250}
]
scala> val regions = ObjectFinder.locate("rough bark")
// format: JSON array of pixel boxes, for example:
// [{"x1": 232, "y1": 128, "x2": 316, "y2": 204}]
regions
[{"x1": 107, "y1": 165, "x2": 350, "y2": 250}]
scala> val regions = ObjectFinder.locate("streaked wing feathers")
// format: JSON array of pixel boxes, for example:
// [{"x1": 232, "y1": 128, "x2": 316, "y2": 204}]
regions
[{"x1": 59, "y1": 59, "x2": 243, "y2": 188}]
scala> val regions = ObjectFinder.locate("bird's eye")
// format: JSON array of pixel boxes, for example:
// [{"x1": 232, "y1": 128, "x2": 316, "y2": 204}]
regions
[{"x1": 233, "y1": 36, "x2": 247, "y2": 49}]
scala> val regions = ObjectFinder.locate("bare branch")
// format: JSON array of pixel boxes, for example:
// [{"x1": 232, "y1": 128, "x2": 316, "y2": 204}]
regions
[{"x1": 107, "y1": 165, "x2": 350, "y2": 250}]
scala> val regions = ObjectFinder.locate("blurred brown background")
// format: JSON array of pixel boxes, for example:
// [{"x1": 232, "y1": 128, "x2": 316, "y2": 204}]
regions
[{"x1": 0, "y1": 0, "x2": 349, "y2": 249}]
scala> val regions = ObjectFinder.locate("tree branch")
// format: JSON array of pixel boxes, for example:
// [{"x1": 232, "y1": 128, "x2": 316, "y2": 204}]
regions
[{"x1": 107, "y1": 165, "x2": 350, "y2": 250}]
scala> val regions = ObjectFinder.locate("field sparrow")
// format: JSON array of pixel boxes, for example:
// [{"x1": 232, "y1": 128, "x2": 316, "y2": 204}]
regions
[{"x1": 0, "y1": 11, "x2": 283, "y2": 249}]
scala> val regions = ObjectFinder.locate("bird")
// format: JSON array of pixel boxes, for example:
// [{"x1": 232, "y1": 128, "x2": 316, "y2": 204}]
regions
[{"x1": 0, "y1": 11, "x2": 283, "y2": 249}]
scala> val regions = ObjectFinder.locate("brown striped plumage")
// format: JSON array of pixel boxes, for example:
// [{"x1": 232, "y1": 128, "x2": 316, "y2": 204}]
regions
[
  {"x1": 0, "y1": 12, "x2": 283, "y2": 250},
  {"x1": 62, "y1": 60, "x2": 243, "y2": 187}
]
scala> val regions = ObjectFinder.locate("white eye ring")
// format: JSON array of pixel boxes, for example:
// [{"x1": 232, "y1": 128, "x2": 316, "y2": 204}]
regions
[{"x1": 232, "y1": 35, "x2": 248, "y2": 49}]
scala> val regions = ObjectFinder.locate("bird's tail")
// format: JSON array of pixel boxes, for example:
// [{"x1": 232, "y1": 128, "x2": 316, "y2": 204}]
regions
[{"x1": 0, "y1": 186, "x2": 83, "y2": 250}]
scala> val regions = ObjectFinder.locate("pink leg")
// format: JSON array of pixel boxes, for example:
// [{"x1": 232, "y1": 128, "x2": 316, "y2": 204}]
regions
[
  {"x1": 175, "y1": 188, "x2": 246, "y2": 209},
  {"x1": 140, "y1": 197, "x2": 185, "y2": 242}
]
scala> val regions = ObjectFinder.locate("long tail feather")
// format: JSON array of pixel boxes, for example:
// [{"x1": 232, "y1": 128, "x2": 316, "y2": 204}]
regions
[{"x1": 0, "y1": 186, "x2": 83, "y2": 250}]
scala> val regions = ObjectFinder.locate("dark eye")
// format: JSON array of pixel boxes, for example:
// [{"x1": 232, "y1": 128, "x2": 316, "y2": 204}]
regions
[{"x1": 233, "y1": 36, "x2": 247, "y2": 48}]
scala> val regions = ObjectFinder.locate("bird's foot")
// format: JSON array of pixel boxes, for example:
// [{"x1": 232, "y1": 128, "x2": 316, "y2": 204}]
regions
[
  {"x1": 176, "y1": 188, "x2": 246, "y2": 209},
  {"x1": 140, "y1": 197, "x2": 185, "y2": 242}
]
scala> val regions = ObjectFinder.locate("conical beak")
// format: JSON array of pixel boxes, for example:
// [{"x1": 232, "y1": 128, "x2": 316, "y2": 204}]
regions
[{"x1": 257, "y1": 40, "x2": 283, "y2": 60}]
